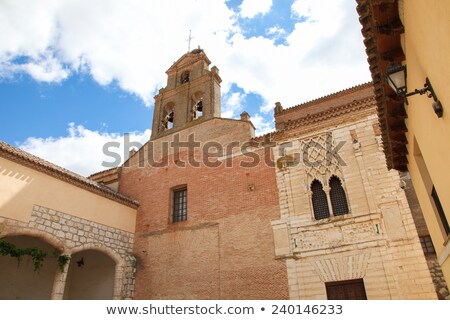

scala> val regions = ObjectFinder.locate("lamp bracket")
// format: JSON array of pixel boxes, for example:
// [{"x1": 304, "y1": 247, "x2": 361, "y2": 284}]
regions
[
  {"x1": 404, "y1": 78, "x2": 438, "y2": 102},
  {"x1": 403, "y1": 77, "x2": 443, "y2": 118}
]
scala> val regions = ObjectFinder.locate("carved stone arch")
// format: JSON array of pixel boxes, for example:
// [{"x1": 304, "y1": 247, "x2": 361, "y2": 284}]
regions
[
  {"x1": 306, "y1": 172, "x2": 327, "y2": 189},
  {"x1": 66, "y1": 243, "x2": 127, "y2": 300},
  {"x1": 68, "y1": 243, "x2": 125, "y2": 266},
  {"x1": 324, "y1": 166, "x2": 343, "y2": 186},
  {"x1": 0, "y1": 229, "x2": 65, "y2": 299},
  {"x1": 0, "y1": 227, "x2": 66, "y2": 252}
]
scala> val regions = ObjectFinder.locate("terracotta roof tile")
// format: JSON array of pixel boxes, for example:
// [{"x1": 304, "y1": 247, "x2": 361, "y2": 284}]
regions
[{"x1": 0, "y1": 141, "x2": 139, "y2": 209}]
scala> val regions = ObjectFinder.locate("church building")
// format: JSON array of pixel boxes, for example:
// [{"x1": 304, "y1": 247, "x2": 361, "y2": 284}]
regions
[
  {"x1": 1, "y1": 48, "x2": 445, "y2": 299},
  {"x1": 92, "y1": 49, "x2": 438, "y2": 299}
]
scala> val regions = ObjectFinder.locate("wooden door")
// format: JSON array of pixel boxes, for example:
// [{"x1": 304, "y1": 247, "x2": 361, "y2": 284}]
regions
[{"x1": 326, "y1": 279, "x2": 367, "y2": 300}]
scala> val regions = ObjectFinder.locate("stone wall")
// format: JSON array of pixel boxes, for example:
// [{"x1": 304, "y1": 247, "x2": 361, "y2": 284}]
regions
[
  {"x1": 427, "y1": 256, "x2": 450, "y2": 299},
  {"x1": 0, "y1": 204, "x2": 136, "y2": 299},
  {"x1": 271, "y1": 98, "x2": 437, "y2": 299},
  {"x1": 399, "y1": 172, "x2": 450, "y2": 299}
]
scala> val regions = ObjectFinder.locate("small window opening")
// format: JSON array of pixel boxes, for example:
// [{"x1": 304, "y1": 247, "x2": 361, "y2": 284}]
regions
[
  {"x1": 180, "y1": 71, "x2": 190, "y2": 84},
  {"x1": 329, "y1": 176, "x2": 349, "y2": 216},
  {"x1": 192, "y1": 98, "x2": 203, "y2": 119},
  {"x1": 311, "y1": 180, "x2": 330, "y2": 220},
  {"x1": 172, "y1": 187, "x2": 187, "y2": 223},
  {"x1": 162, "y1": 110, "x2": 174, "y2": 130}
]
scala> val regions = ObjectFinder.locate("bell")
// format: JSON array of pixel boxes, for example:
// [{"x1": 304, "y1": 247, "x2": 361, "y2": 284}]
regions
[
  {"x1": 167, "y1": 111, "x2": 174, "y2": 123},
  {"x1": 196, "y1": 99, "x2": 203, "y2": 112}
]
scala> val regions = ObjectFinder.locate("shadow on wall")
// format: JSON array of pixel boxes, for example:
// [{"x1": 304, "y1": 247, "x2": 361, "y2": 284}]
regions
[
  {"x1": 63, "y1": 249, "x2": 115, "y2": 300},
  {"x1": 0, "y1": 235, "x2": 58, "y2": 299}
]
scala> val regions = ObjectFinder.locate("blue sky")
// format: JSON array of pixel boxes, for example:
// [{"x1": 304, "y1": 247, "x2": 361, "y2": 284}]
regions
[{"x1": 0, "y1": 0, "x2": 370, "y2": 176}]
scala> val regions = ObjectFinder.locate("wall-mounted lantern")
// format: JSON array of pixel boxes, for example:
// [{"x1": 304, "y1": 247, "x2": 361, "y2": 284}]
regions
[{"x1": 385, "y1": 63, "x2": 443, "y2": 118}]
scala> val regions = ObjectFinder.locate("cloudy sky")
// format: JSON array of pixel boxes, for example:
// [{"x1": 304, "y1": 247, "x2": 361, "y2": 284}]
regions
[{"x1": 0, "y1": 0, "x2": 370, "y2": 176}]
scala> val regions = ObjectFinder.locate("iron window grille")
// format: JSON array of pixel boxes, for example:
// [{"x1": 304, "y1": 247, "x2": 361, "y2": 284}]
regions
[
  {"x1": 173, "y1": 188, "x2": 187, "y2": 223},
  {"x1": 311, "y1": 180, "x2": 330, "y2": 220},
  {"x1": 329, "y1": 176, "x2": 349, "y2": 216}
]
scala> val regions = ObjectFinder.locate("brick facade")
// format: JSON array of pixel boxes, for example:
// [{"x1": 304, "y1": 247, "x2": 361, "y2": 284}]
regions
[
  {"x1": 120, "y1": 123, "x2": 289, "y2": 299},
  {"x1": 89, "y1": 51, "x2": 441, "y2": 300},
  {"x1": 117, "y1": 49, "x2": 288, "y2": 299}
]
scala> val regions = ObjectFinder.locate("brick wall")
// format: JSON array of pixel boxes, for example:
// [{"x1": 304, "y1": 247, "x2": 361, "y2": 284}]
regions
[
  {"x1": 120, "y1": 118, "x2": 289, "y2": 299},
  {"x1": 275, "y1": 83, "x2": 374, "y2": 129}
]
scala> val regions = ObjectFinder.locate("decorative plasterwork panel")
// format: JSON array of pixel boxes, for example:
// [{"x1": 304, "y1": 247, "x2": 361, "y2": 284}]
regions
[
  {"x1": 301, "y1": 132, "x2": 341, "y2": 181},
  {"x1": 310, "y1": 253, "x2": 371, "y2": 282},
  {"x1": 294, "y1": 220, "x2": 380, "y2": 253}
]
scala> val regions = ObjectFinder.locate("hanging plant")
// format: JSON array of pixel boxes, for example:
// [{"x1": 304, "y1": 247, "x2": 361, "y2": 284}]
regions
[
  {"x1": 54, "y1": 251, "x2": 71, "y2": 272},
  {"x1": 0, "y1": 239, "x2": 47, "y2": 272},
  {"x1": 1, "y1": 239, "x2": 71, "y2": 273}
]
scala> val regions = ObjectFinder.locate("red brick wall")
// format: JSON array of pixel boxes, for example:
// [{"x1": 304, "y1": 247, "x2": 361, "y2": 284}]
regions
[
  {"x1": 275, "y1": 84, "x2": 374, "y2": 129},
  {"x1": 120, "y1": 141, "x2": 289, "y2": 299}
]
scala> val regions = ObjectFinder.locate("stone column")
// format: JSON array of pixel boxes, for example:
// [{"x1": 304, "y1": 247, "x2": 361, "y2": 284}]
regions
[
  {"x1": 112, "y1": 263, "x2": 125, "y2": 300},
  {"x1": 51, "y1": 253, "x2": 71, "y2": 300}
]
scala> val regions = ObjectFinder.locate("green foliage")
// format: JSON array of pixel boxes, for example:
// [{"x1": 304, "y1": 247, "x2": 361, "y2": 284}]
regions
[
  {"x1": 0, "y1": 239, "x2": 72, "y2": 273},
  {"x1": 0, "y1": 239, "x2": 47, "y2": 271},
  {"x1": 56, "y1": 253, "x2": 71, "y2": 272}
]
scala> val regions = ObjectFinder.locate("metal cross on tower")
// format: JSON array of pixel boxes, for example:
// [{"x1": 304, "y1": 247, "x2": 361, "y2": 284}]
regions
[{"x1": 186, "y1": 30, "x2": 194, "y2": 52}]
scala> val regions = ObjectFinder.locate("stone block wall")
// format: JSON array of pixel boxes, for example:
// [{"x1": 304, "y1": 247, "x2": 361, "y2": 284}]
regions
[
  {"x1": 271, "y1": 105, "x2": 437, "y2": 299},
  {"x1": 0, "y1": 205, "x2": 136, "y2": 299}
]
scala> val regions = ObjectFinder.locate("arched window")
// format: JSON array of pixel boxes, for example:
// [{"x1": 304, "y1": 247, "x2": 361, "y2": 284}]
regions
[
  {"x1": 180, "y1": 71, "x2": 190, "y2": 84},
  {"x1": 311, "y1": 180, "x2": 330, "y2": 220},
  {"x1": 191, "y1": 91, "x2": 204, "y2": 120},
  {"x1": 161, "y1": 103, "x2": 175, "y2": 130},
  {"x1": 329, "y1": 176, "x2": 349, "y2": 216}
]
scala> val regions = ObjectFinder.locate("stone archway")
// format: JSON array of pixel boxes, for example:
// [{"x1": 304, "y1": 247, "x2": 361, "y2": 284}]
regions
[
  {"x1": 0, "y1": 235, "x2": 60, "y2": 299},
  {"x1": 63, "y1": 249, "x2": 117, "y2": 300}
]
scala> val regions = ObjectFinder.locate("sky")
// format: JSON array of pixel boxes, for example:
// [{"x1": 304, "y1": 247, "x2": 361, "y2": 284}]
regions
[{"x1": 0, "y1": 0, "x2": 371, "y2": 176}]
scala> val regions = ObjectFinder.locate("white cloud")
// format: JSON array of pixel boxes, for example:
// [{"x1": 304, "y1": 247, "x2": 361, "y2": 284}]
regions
[
  {"x1": 0, "y1": 0, "x2": 370, "y2": 123},
  {"x1": 222, "y1": 91, "x2": 246, "y2": 118},
  {"x1": 18, "y1": 123, "x2": 151, "y2": 176},
  {"x1": 210, "y1": 0, "x2": 370, "y2": 114},
  {"x1": 266, "y1": 26, "x2": 286, "y2": 37},
  {"x1": 20, "y1": 54, "x2": 69, "y2": 82},
  {"x1": 239, "y1": 0, "x2": 273, "y2": 18},
  {"x1": 0, "y1": 0, "x2": 237, "y2": 105},
  {"x1": 251, "y1": 113, "x2": 274, "y2": 136}
]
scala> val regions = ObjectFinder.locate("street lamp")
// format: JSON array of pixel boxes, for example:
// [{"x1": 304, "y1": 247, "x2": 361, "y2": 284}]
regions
[{"x1": 385, "y1": 63, "x2": 443, "y2": 118}]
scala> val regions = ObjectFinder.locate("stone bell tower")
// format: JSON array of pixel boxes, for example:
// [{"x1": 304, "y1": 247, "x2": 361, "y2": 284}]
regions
[{"x1": 150, "y1": 48, "x2": 222, "y2": 140}]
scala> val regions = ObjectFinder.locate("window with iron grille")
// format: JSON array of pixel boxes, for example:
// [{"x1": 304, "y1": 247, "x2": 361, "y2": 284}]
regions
[
  {"x1": 172, "y1": 187, "x2": 187, "y2": 223},
  {"x1": 311, "y1": 180, "x2": 330, "y2": 220},
  {"x1": 431, "y1": 186, "x2": 450, "y2": 236},
  {"x1": 419, "y1": 235, "x2": 436, "y2": 254},
  {"x1": 329, "y1": 176, "x2": 349, "y2": 216},
  {"x1": 326, "y1": 279, "x2": 367, "y2": 300}
]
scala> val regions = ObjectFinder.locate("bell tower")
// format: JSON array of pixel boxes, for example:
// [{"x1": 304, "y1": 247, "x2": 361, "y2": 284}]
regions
[{"x1": 150, "y1": 48, "x2": 222, "y2": 140}]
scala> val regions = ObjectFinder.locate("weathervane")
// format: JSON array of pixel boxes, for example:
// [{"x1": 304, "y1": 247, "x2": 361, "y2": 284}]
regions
[{"x1": 186, "y1": 30, "x2": 194, "y2": 52}]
